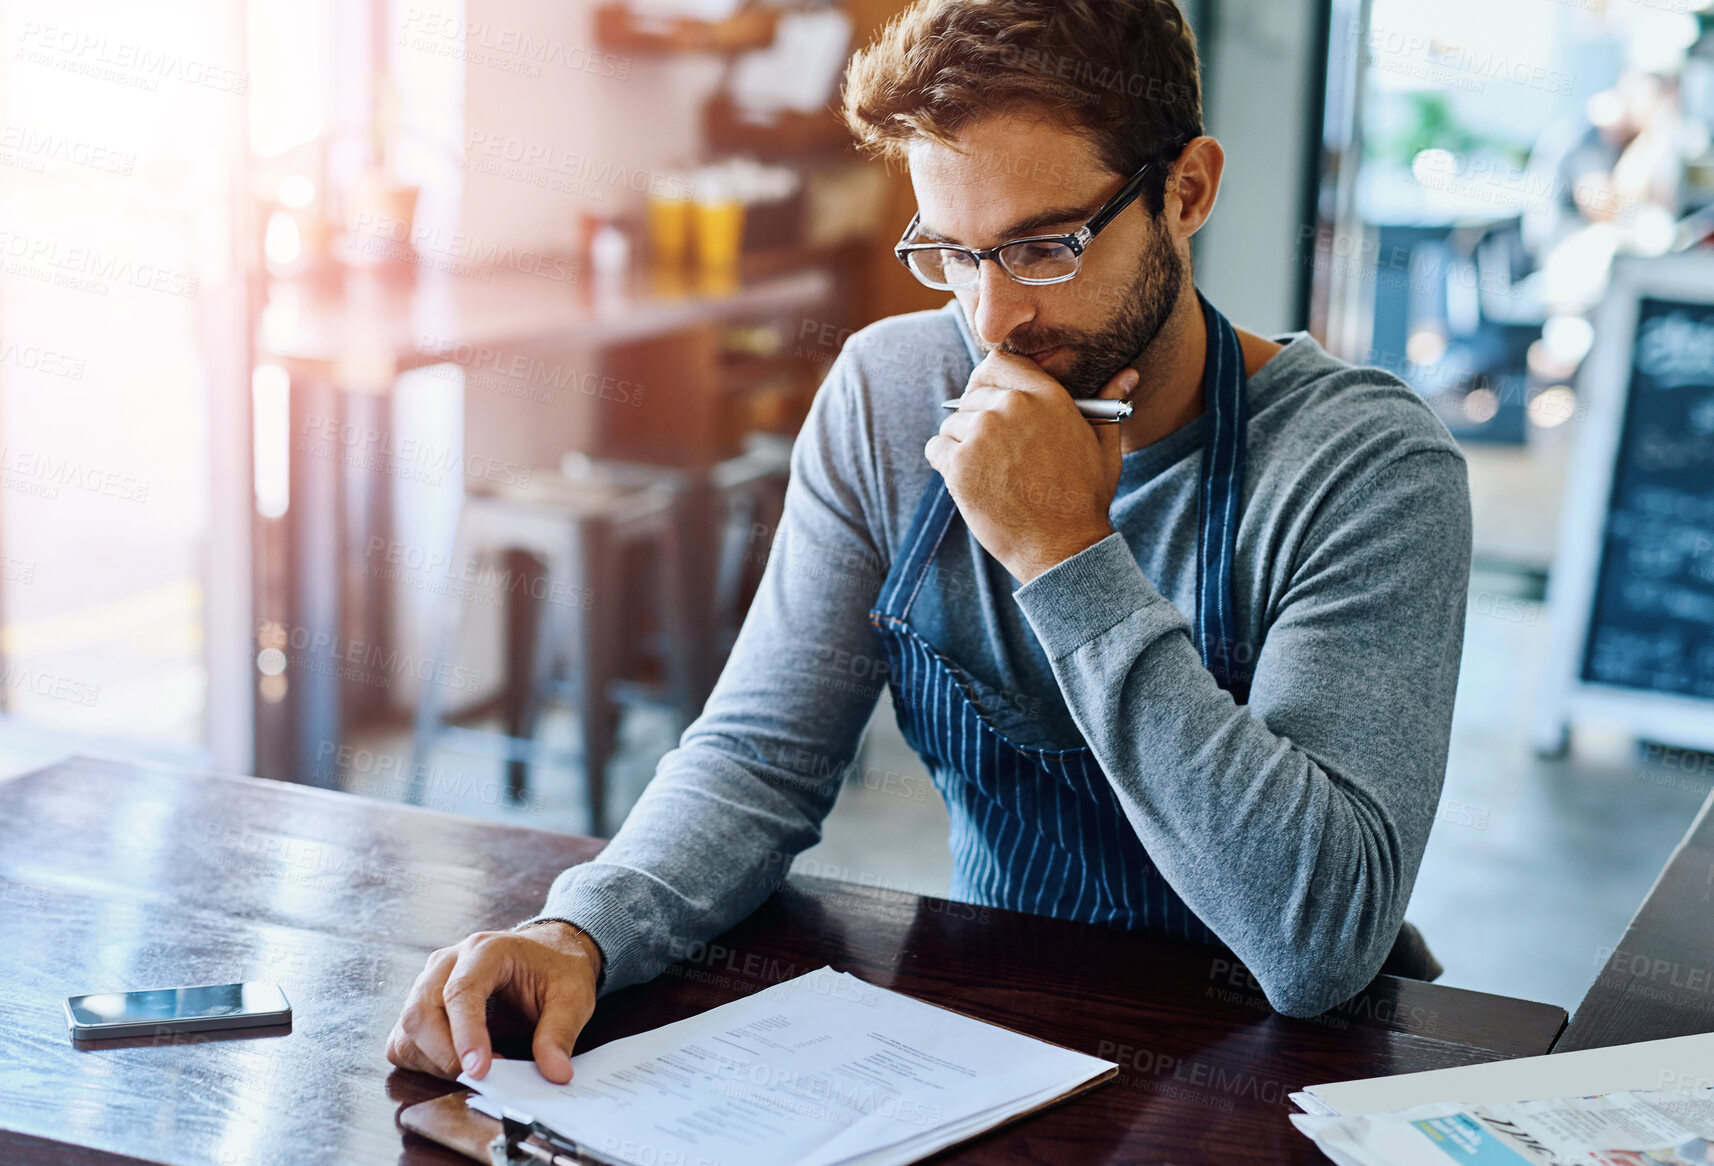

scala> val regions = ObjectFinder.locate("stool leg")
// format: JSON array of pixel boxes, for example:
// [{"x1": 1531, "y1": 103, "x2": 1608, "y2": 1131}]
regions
[
  {"x1": 674, "y1": 475, "x2": 719, "y2": 707},
  {"x1": 653, "y1": 513, "x2": 700, "y2": 735},
  {"x1": 502, "y1": 549, "x2": 551, "y2": 803},
  {"x1": 574, "y1": 521, "x2": 618, "y2": 836},
  {"x1": 711, "y1": 489, "x2": 750, "y2": 654},
  {"x1": 409, "y1": 511, "x2": 477, "y2": 806}
]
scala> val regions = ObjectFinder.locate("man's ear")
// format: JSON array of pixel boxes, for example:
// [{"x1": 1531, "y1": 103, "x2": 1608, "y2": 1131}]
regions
[{"x1": 1164, "y1": 136, "x2": 1225, "y2": 244}]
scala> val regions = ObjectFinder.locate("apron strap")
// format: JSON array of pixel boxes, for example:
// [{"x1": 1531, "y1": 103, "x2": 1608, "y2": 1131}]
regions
[
  {"x1": 875, "y1": 472, "x2": 960, "y2": 621},
  {"x1": 874, "y1": 305, "x2": 983, "y2": 623},
  {"x1": 1194, "y1": 291, "x2": 1251, "y2": 697}
]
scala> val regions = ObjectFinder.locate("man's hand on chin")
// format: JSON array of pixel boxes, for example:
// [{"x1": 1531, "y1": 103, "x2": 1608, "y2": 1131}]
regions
[{"x1": 926, "y1": 352, "x2": 1140, "y2": 584}]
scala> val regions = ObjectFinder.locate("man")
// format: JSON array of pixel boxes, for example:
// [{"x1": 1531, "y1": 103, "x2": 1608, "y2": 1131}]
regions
[{"x1": 388, "y1": 0, "x2": 1470, "y2": 1086}]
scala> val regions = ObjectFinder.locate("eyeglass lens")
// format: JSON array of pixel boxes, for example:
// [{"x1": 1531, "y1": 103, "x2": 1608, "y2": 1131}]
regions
[{"x1": 906, "y1": 239, "x2": 1080, "y2": 288}]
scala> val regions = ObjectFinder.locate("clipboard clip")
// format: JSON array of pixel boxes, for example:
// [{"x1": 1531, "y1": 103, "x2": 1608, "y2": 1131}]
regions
[{"x1": 489, "y1": 1108, "x2": 621, "y2": 1166}]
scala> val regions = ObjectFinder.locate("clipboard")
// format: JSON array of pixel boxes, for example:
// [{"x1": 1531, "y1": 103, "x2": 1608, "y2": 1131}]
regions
[
  {"x1": 401, "y1": 1094, "x2": 628, "y2": 1165},
  {"x1": 401, "y1": 1065, "x2": 1117, "y2": 1165}
]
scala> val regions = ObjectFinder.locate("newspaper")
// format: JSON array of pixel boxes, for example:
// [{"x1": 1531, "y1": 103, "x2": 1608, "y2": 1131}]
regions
[{"x1": 1292, "y1": 1085, "x2": 1714, "y2": 1165}]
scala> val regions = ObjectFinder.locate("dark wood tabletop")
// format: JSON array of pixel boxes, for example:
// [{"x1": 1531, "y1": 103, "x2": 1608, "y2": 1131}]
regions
[
  {"x1": 1553, "y1": 784, "x2": 1714, "y2": 1052},
  {"x1": 0, "y1": 756, "x2": 1568, "y2": 1165}
]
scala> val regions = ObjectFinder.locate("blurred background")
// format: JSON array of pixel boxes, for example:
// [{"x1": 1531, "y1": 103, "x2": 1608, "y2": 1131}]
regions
[{"x1": 3, "y1": 0, "x2": 1713, "y2": 1012}]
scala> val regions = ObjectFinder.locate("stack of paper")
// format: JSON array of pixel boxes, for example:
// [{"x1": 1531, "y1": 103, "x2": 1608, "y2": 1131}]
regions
[
  {"x1": 458, "y1": 965, "x2": 1116, "y2": 1166},
  {"x1": 1293, "y1": 1086, "x2": 1714, "y2": 1165},
  {"x1": 1291, "y1": 1031, "x2": 1714, "y2": 1117}
]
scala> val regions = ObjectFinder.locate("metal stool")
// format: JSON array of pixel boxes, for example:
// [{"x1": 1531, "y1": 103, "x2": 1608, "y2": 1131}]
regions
[
  {"x1": 709, "y1": 434, "x2": 793, "y2": 659},
  {"x1": 559, "y1": 439, "x2": 793, "y2": 662},
  {"x1": 408, "y1": 469, "x2": 697, "y2": 835}
]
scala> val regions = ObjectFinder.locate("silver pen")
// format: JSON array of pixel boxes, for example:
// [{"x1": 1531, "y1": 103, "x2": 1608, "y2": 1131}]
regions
[{"x1": 940, "y1": 397, "x2": 1134, "y2": 424}]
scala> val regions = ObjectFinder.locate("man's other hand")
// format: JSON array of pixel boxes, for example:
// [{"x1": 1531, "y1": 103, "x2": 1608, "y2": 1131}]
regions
[{"x1": 386, "y1": 921, "x2": 603, "y2": 1085}]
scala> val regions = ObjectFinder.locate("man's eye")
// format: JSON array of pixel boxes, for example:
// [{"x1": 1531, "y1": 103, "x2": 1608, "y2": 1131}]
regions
[{"x1": 1009, "y1": 241, "x2": 1073, "y2": 265}]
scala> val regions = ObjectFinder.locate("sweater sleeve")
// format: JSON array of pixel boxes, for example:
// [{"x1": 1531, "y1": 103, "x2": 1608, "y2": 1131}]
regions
[
  {"x1": 1012, "y1": 448, "x2": 1472, "y2": 1017},
  {"x1": 516, "y1": 350, "x2": 895, "y2": 995}
]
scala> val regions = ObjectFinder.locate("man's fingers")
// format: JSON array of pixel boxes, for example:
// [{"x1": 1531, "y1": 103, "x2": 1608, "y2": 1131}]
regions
[
  {"x1": 389, "y1": 925, "x2": 607, "y2": 1088},
  {"x1": 390, "y1": 1001, "x2": 461, "y2": 1078},
  {"x1": 965, "y1": 350, "x2": 1056, "y2": 399},
  {"x1": 937, "y1": 410, "x2": 983, "y2": 442},
  {"x1": 947, "y1": 381, "x2": 1010, "y2": 414},
  {"x1": 387, "y1": 1019, "x2": 459, "y2": 1079},
  {"x1": 1094, "y1": 368, "x2": 1140, "y2": 462},
  {"x1": 1101, "y1": 366, "x2": 1141, "y2": 400},
  {"x1": 925, "y1": 432, "x2": 958, "y2": 473},
  {"x1": 388, "y1": 947, "x2": 461, "y2": 1078},
  {"x1": 968, "y1": 351, "x2": 1140, "y2": 420},
  {"x1": 442, "y1": 940, "x2": 508, "y2": 1079},
  {"x1": 531, "y1": 993, "x2": 592, "y2": 1086}
]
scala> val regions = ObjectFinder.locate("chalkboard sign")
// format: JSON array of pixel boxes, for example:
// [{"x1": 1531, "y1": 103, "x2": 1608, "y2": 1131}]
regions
[
  {"x1": 1580, "y1": 296, "x2": 1714, "y2": 697},
  {"x1": 1539, "y1": 256, "x2": 1714, "y2": 755}
]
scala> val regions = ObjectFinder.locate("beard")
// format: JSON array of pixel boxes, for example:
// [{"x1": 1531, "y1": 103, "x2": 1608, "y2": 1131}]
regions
[{"x1": 990, "y1": 213, "x2": 1185, "y2": 398}]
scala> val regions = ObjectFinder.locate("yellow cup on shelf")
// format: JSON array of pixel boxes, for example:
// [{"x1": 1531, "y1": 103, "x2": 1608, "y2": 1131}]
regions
[
  {"x1": 646, "y1": 192, "x2": 692, "y2": 270},
  {"x1": 692, "y1": 198, "x2": 745, "y2": 280}
]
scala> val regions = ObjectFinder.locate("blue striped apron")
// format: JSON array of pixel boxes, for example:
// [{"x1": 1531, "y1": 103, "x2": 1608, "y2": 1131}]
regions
[{"x1": 867, "y1": 292, "x2": 1249, "y2": 937}]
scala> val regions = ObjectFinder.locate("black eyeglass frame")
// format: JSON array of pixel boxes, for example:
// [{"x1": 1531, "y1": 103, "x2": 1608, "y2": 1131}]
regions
[{"x1": 892, "y1": 153, "x2": 1173, "y2": 290}]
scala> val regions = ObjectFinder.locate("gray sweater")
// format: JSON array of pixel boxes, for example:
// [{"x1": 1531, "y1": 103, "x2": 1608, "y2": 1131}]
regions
[{"x1": 523, "y1": 300, "x2": 1472, "y2": 1019}]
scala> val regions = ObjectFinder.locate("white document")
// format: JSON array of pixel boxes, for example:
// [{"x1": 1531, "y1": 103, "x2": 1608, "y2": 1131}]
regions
[
  {"x1": 1297, "y1": 1031, "x2": 1714, "y2": 1117},
  {"x1": 458, "y1": 965, "x2": 1115, "y2": 1166}
]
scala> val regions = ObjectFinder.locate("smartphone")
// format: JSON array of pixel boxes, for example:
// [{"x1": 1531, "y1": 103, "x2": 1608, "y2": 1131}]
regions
[{"x1": 65, "y1": 981, "x2": 291, "y2": 1040}]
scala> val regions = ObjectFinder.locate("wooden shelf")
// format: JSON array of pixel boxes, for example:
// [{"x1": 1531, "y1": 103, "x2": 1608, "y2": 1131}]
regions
[
  {"x1": 718, "y1": 349, "x2": 806, "y2": 384},
  {"x1": 705, "y1": 93, "x2": 855, "y2": 158},
  {"x1": 594, "y1": 4, "x2": 781, "y2": 54},
  {"x1": 738, "y1": 239, "x2": 868, "y2": 282}
]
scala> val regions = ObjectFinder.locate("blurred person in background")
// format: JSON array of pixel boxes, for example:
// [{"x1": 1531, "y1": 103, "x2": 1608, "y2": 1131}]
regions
[
  {"x1": 1526, "y1": 71, "x2": 1690, "y2": 317},
  {"x1": 390, "y1": 0, "x2": 1472, "y2": 1084}
]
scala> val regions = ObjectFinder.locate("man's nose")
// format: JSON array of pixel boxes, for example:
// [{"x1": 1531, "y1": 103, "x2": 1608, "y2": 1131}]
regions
[{"x1": 969, "y1": 259, "x2": 1037, "y2": 349}]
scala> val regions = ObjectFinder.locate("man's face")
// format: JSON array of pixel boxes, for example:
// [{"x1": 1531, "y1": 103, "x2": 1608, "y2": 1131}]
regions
[{"x1": 906, "y1": 111, "x2": 1186, "y2": 397}]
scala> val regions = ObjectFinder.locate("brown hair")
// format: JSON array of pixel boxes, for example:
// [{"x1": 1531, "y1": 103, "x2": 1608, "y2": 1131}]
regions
[{"x1": 842, "y1": 0, "x2": 1202, "y2": 213}]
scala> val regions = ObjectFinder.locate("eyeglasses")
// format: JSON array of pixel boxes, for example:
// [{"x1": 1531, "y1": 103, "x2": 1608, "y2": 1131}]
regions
[{"x1": 893, "y1": 159, "x2": 1160, "y2": 291}]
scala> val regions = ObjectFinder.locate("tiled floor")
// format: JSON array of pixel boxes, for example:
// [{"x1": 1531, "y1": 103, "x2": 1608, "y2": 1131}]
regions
[
  {"x1": 3, "y1": 576, "x2": 1709, "y2": 1015},
  {"x1": 1400, "y1": 570, "x2": 1713, "y2": 1009}
]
